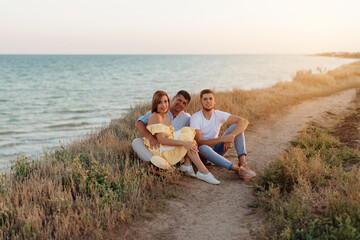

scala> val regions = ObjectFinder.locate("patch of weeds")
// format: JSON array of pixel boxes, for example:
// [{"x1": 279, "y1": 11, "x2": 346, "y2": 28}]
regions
[
  {"x1": 291, "y1": 128, "x2": 360, "y2": 166},
  {"x1": 11, "y1": 154, "x2": 35, "y2": 180},
  {"x1": 256, "y1": 126, "x2": 360, "y2": 239},
  {"x1": 24, "y1": 221, "x2": 36, "y2": 239},
  {"x1": 0, "y1": 208, "x2": 13, "y2": 227},
  {"x1": 54, "y1": 145, "x2": 76, "y2": 164},
  {"x1": 165, "y1": 192, "x2": 178, "y2": 199},
  {"x1": 61, "y1": 151, "x2": 127, "y2": 206}
]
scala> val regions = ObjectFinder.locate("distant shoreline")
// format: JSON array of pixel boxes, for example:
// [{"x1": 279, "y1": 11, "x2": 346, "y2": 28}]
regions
[{"x1": 313, "y1": 52, "x2": 360, "y2": 59}]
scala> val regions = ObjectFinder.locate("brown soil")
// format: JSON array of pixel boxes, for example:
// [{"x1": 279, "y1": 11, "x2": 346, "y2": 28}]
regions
[{"x1": 125, "y1": 89, "x2": 357, "y2": 240}]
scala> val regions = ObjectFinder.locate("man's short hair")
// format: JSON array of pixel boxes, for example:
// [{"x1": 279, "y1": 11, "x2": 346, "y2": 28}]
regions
[
  {"x1": 200, "y1": 89, "x2": 214, "y2": 99},
  {"x1": 176, "y1": 90, "x2": 191, "y2": 103}
]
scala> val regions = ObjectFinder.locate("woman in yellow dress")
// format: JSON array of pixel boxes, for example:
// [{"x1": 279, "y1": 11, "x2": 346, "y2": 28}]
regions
[{"x1": 143, "y1": 90, "x2": 220, "y2": 184}]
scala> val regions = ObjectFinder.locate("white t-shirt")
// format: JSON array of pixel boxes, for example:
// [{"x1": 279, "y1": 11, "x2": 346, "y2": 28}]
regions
[{"x1": 190, "y1": 110, "x2": 230, "y2": 140}]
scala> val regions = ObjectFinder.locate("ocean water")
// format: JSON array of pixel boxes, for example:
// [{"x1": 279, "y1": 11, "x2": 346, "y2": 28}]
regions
[{"x1": 0, "y1": 54, "x2": 357, "y2": 167}]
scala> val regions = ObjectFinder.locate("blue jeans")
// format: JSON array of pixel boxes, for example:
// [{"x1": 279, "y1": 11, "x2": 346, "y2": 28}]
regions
[{"x1": 198, "y1": 124, "x2": 247, "y2": 170}]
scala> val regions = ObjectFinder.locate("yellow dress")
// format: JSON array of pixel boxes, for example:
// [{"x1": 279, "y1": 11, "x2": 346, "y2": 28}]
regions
[{"x1": 143, "y1": 124, "x2": 196, "y2": 165}]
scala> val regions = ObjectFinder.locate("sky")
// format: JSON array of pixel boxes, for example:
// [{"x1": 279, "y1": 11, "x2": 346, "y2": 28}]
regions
[{"x1": 1, "y1": 0, "x2": 359, "y2": 54}]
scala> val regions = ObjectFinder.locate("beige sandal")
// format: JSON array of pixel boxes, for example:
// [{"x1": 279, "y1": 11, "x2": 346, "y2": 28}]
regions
[
  {"x1": 238, "y1": 161, "x2": 256, "y2": 178},
  {"x1": 237, "y1": 166, "x2": 256, "y2": 181}
]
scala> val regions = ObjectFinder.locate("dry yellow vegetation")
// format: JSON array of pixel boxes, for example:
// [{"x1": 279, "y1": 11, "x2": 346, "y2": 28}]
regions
[{"x1": 1, "y1": 61, "x2": 359, "y2": 239}]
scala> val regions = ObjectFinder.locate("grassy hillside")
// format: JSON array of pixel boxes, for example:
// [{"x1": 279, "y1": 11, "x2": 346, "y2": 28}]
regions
[
  {"x1": 255, "y1": 101, "x2": 360, "y2": 239},
  {"x1": 1, "y1": 61, "x2": 360, "y2": 239}
]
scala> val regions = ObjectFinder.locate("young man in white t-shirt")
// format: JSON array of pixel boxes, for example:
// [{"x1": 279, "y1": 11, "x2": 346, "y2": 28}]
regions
[{"x1": 190, "y1": 89, "x2": 256, "y2": 181}]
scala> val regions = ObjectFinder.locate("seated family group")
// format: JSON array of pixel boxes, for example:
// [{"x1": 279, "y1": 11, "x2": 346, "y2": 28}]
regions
[{"x1": 132, "y1": 89, "x2": 256, "y2": 184}]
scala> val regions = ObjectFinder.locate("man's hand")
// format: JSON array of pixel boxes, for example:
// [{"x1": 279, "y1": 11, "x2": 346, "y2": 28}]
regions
[
  {"x1": 223, "y1": 142, "x2": 233, "y2": 151},
  {"x1": 222, "y1": 134, "x2": 235, "y2": 143},
  {"x1": 135, "y1": 120, "x2": 160, "y2": 149},
  {"x1": 148, "y1": 135, "x2": 160, "y2": 149}
]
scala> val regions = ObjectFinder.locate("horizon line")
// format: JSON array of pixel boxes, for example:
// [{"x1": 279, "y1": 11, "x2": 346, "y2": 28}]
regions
[{"x1": 0, "y1": 53, "x2": 313, "y2": 56}]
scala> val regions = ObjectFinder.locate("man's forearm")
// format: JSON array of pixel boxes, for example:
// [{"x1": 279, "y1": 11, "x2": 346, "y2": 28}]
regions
[
  {"x1": 197, "y1": 137, "x2": 223, "y2": 147},
  {"x1": 229, "y1": 118, "x2": 249, "y2": 136},
  {"x1": 196, "y1": 118, "x2": 248, "y2": 147},
  {"x1": 135, "y1": 121, "x2": 153, "y2": 139}
]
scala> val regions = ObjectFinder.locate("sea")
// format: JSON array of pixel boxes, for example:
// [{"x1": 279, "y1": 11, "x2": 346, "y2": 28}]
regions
[{"x1": 0, "y1": 54, "x2": 357, "y2": 168}]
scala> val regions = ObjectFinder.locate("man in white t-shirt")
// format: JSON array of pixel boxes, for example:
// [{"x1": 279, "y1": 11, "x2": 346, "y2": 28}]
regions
[
  {"x1": 132, "y1": 90, "x2": 191, "y2": 162},
  {"x1": 190, "y1": 89, "x2": 256, "y2": 180}
]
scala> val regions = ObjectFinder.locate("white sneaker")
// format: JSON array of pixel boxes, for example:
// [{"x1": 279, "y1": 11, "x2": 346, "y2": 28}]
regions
[
  {"x1": 181, "y1": 165, "x2": 196, "y2": 177},
  {"x1": 196, "y1": 172, "x2": 220, "y2": 185}
]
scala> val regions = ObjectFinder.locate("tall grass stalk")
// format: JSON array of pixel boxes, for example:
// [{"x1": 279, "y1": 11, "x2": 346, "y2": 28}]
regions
[{"x1": 1, "y1": 61, "x2": 360, "y2": 239}]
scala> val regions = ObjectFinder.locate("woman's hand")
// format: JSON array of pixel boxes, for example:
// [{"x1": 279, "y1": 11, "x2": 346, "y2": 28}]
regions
[{"x1": 183, "y1": 141, "x2": 198, "y2": 153}]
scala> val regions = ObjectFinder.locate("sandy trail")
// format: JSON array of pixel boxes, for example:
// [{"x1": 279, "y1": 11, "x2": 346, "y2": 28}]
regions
[{"x1": 130, "y1": 89, "x2": 356, "y2": 240}]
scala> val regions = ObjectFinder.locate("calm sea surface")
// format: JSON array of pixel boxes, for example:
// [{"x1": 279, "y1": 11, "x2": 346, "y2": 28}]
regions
[{"x1": 0, "y1": 55, "x2": 357, "y2": 167}]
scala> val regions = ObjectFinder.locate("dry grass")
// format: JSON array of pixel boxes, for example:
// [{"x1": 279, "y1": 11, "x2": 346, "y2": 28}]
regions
[
  {"x1": 186, "y1": 61, "x2": 360, "y2": 124},
  {"x1": 255, "y1": 128, "x2": 360, "y2": 239},
  {"x1": 1, "y1": 61, "x2": 360, "y2": 239}
]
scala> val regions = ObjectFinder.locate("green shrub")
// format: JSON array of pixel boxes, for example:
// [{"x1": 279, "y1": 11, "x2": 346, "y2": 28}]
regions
[
  {"x1": 11, "y1": 154, "x2": 34, "y2": 180},
  {"x1": 256, "y1": 128, "x2": 360, "y2": 239}
]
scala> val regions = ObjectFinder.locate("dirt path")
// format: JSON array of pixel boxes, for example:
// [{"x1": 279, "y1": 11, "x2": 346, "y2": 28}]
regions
[{"x1": 129, "y1": 89, "x2": 356, "y2": 240}]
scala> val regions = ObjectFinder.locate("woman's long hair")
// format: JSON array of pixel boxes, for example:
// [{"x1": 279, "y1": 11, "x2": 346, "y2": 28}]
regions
[{"x1": 151, "y1": 90, "x2": 170, "y2": 113}]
